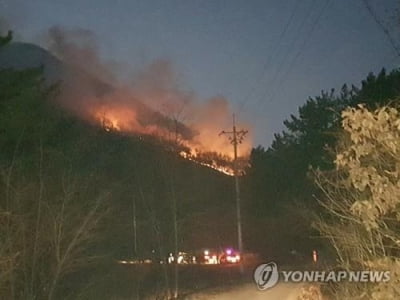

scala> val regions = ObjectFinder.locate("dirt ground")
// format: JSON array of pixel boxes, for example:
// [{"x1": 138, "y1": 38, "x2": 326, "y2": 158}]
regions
[{"x1": 186, "y1": 283, "x2": 306, "y2": 300}]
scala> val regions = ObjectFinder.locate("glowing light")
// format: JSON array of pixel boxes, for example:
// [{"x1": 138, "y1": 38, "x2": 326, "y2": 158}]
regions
[
  {"x1": 226, "y1": 255, "x2": 240, "y2": 263},
  {"x1": 88, "y1": 103, "x2": 250, "y2": 176},
  {"x1": 313, "y1": 250, "x2": 318, "y2": 263},
  {"x1": 179, "y1": 151, "x2": 236, "y2": 176},
  {"x1": 210, "y1": 255, "x2": 218, "y2": 264}
]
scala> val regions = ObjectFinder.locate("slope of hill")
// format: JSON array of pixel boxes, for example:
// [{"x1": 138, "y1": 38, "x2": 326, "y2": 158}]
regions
[
  {"x1": 0, "y1": 42, "x2": 195, "y2": 140},
  {"x1": 0, "y1": 42, "x2": 61, "y2": 74},
  {"x1": 0, "y1": 41, "x2": 239, "y2": 255}
]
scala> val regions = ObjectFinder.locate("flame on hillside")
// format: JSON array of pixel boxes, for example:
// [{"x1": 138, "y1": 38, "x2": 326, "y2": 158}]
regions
[
  {"x1": 179, "y1": 151, "x2": 235, "y2": 176},
  {"x1": 45, "y1": 26, "x2": 252, "y2": 175},
  {"x1": 88, "y1": 101, "x2": 251, "y2": 176}
]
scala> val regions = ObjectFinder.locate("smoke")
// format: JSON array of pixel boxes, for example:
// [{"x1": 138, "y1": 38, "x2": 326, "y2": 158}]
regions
[
  {"x1": 47, "y1": 26, "x2": 115, "y2": 84},
  {"x1": 45, "y1": 26, "x2": 252, "y2": 158}
]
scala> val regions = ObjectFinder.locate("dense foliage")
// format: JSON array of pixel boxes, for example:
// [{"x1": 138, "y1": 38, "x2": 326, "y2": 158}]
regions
[
  {"x1": 316, "y1": 105, "x2": 400, "y2": 299},
  {"x1": 242, "y1": 68, "x2": 400, "y2": 260}
]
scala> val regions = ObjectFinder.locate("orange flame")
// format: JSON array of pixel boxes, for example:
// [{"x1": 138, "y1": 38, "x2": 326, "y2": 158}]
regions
[
  {"x1": 87, "y1": 98, "x2": 251, "y2": 176},
  {"x1": 46, "y1": 30, "x2": 251, "y2": 172}
]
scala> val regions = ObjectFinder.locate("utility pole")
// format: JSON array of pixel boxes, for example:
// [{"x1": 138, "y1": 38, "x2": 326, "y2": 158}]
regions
[
  {"x1": 132, "y1": 196, "x2": 137, "y2": 256},
  {"x1": 220, "y1": 114, "x2": 248, "y2": 268}
]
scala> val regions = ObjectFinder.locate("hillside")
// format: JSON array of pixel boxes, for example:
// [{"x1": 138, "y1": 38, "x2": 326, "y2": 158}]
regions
[
  {"x1": 0, "y1": 42, "x2": 195, "y2": 140},
  {"x1": 0, "y1": 42, "x2": 238, "y2": 258}
]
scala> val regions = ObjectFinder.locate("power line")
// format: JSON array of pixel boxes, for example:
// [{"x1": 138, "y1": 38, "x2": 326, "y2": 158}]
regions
[
  {"x1": 238, "y1": 0, "x2": 300, "y2": 114},
  {"x1": 362, "y1": 0, "x2": 400, "y2": 57},
  {"x1": 264, "y1": 0, "x2": 331, "y2": 109},
  {"x1": 252, "y1": 0, "x2": 329, "y2": 121},
  {"x1": 250, "y1": 0, "x2": 318, "y2": 111},
  {"x1": 213, "y1": 3, "x2": 277, "y2": 100},
  {"x1": 219, "y1": 114, "x2": 247, "y2": 272}
]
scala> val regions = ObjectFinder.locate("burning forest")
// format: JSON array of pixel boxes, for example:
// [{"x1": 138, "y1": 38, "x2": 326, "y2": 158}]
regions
[{"x1": 45, "y1": 26, "x2": 252, "y2": 175}]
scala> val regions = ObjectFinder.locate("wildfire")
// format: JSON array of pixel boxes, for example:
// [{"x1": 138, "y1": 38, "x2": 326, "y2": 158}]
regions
[
  {"x1": 87, "y1": 101, "x2": 251, "y2": 176},
  {"x1": 45, "y1": 28, "x2": 252, "y2": 174},
  {"x1": 92, "y1": 105, "x2": 135, "y2": 132},
  {"x1": 179, "y1": 151, "x2": 235, "y2": 176}
]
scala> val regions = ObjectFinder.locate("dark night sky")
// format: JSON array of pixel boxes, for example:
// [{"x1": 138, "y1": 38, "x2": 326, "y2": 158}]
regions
[{"x1": 1, "y1": 0, "x2": 400, "y2": 147}]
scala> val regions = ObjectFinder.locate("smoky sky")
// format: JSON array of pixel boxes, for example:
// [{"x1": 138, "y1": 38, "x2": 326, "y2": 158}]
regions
[{"x1": 1, "y1": 0, "x2": 400, "y2": 147}]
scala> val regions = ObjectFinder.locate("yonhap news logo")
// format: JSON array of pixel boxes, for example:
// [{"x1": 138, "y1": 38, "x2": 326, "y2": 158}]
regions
[
  {"x1": 253, "y1": 262, "x2": 390, "y2": 291},
  {"x1": 253, "y1": 262, "x2": 279, "y2": 290}
]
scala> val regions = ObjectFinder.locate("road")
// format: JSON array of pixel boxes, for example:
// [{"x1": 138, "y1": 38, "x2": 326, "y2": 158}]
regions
[{"x1": 186, "y1": 283, "x2": 306, "y2": 300}]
